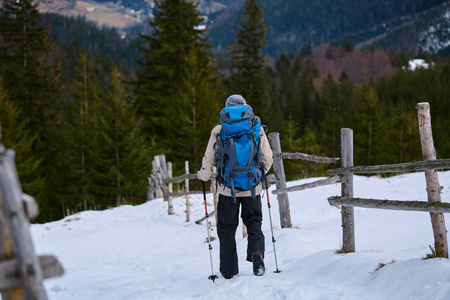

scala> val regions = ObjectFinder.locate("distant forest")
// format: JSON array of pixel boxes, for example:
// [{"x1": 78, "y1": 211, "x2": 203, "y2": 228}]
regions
[{"x1": 0, "y1": 1, "x2": 449, "y2": 222}]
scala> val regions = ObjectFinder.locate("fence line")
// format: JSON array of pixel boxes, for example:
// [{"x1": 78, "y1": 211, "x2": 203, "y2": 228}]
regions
[
  {"x1": 324, "y1": 102, "x2": 449, "y2": 257},
  {"x1": 263, "y1": 102, "x2": 449, "y2": 257}
]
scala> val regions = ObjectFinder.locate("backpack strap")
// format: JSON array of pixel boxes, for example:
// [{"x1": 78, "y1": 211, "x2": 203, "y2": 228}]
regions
[
  {"x1": 230, "y1": 173, "x2": 236, "y2": 203},
  {"x1": 248, "y1": 173, "x2": 255, "y2": 200}
]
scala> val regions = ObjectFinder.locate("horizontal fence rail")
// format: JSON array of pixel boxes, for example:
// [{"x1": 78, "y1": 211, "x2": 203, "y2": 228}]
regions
[
  {"x1": 164, "y1": 173, "x2": 199, "y2": 184},
  {"x1": 275, "y1": 152, "x2": 340, "y2": 164},
  {"x1": 272, "y1": 176, "x2": 341, "y2": 195},
  {"x1": 326, "y1": 159, "x2": 450, "y2": 175},
  {"x1": 167, "y1": 191, "x2": 204, "y2": 197},
  {"x1": 328, "y1": 196, "x2": 450, "y2": 213}
]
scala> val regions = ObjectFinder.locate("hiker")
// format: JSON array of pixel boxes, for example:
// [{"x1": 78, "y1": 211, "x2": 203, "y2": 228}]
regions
[{"x1": 197, "y1": 94, "x2": 273, "y2": 279}]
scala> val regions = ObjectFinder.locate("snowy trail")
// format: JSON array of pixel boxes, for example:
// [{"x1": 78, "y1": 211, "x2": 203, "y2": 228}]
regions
[{"x1": 30, "y1": 171, "x2": 450, "y2": 300}]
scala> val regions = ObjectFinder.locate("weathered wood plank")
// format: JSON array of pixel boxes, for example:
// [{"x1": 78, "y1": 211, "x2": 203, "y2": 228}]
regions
[
  {"x1": 266, "y1": 173, "x2": 276, "y2": 184},
  {"x1": 341, "y1": 128, "x2": 355, "y2": 253},
  {"x1": 185, "y1": 161, "x2": 190, "y2": 222},
  {"x1": 272, "y1": 176, "x2": 341, "y2": 195},
  {"x1": 0, "y1": 150, "x2": 48, "y2": 299},
  {"x1": 268, "y1": 132, "x2": 292, "y2": 228},
  {"x1": 417, "y1": 102, "x2": 448, "y2": 258},
  {"x1": 0, "y1": 256, "x2": 64, "y2": 290},
  {"x1": 164, "y1": 173, "x2": 201, "y2": 184},
  {"x1": 167, "y1": 191, "x2": 206, "y2": 197},
  {"x1": 167, "y1": 162, "x2": 174, "y2": 215},
  {"x1": 328, "y1": 196, "x2": 450, "y2": 213},
  {"x1": 38, "y1": 256, "x2": 64, "y2": 279},
  {"x1": 325, "y1": 159, "x2": 450, "y2": 175},
  {"x1": 275, "y1": 152, "x2": 340, "y2": 164},
  {"x1": 152, "y1": 158, "x2": 164, "y2": 198},
  {"x1": 195, "y1": 210, "x2": 216, "y2": 224},
  {"x1": 21, "y1": 194, "x2": 38, "y2": 220},
  {"x1": 0, "y1": 184, "x2": 20, "y2": 299}
]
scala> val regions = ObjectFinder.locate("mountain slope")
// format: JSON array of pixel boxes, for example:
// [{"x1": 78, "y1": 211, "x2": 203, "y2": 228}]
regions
[
  {"x1": 358, "y1": 1, "x2": 450, "y2": 55},
  {"x1": 207, "y1": 0, "x2": 450, "y2": 56},
  {"x1": 32, "y1": 171, "x2": 450, "y2": 299}
]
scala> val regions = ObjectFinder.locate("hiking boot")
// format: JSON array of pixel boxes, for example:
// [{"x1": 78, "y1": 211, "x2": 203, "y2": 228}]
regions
[
  {"x1": 252, "y1": 251, "x2": 265, "y2": 276},
  {"x1": 223, "y1": 274, "x2": 236, "y2": 280}
]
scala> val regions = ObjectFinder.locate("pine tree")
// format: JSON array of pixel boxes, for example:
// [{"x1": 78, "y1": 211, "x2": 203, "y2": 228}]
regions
[
  {"x1": 0, "y1": 0, "x2": 61, "y2": 220},
  {"x1": 275, "y1": 53, "x2": 300, "y2": 122},
  {"x1": 91, "y1": 67, "x2": 151, "y2": 207},
  {"x1": 0, "y1": 78, "x2": 43, "y2": 199},
  {"x1": 134, "y1": 0, "x2": 221, "y2": 169},
  {"x1": 228, "y1": 0, "x2": 269, "y2": 121},
  {"x1": 337, "y1": 71, "x2": 354, "y2": 127},
  {"x1": 0, "y1": 0, "x2": 60, "y2": 147},
  {"x1": 163, "y1": 48, "x2": 221, "y2": 169},
  {"x1": 135, "y1": 0, "x2": 212, "y2": 142},
  {"x1": 56, "y1": 52, "x2": 103, "y2": 214},
  {"x1": 320, "y1": 74, "x2": 343, "y2": 158},
  {"x1": 387, "y1": 101, "x2": 420, "y2": 164},
  {"x1": 280, "y1": 115, "x2": 302, "y2": 179},
  {"x1": 352, "y1": 78, "x2": 386, "y2": 166}
]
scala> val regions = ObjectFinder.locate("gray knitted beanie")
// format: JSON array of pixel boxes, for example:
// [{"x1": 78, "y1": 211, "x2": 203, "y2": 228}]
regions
[{"x1": 225, "y1": 94, "x2": 247, "y2": 107}]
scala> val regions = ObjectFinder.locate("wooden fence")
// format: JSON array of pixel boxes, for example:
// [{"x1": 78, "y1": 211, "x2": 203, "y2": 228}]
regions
[
  {"x1": 265, "y1": 102, "x2": 450, "y2": 257},
  {"x1": 0, "y1": 148, "x2": 64, "y2": 299},
  {"x1": 148, "y1": 155, "x2": 219, "y2": 224},
  {"x1": 325, "y1": 102, "x2": 450, "y2": 256}
]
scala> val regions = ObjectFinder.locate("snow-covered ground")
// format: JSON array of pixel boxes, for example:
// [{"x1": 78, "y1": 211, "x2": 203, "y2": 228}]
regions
[{"x1": 31, "y1": 171, "x2": 450, "y2": 300}]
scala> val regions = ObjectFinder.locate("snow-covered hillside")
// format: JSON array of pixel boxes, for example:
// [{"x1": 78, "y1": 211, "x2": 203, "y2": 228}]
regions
[
  {"x1": 419, "y1": 5, "x2": 450, "y2": 53},
  {"x1": 31, "y1": 171, "x2": 450, "y2": 300}
]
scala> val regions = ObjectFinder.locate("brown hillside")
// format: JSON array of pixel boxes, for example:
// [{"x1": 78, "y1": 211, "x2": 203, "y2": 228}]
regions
[{"x1": 311, "y1": 44, "x2": 395, "y2": 91}]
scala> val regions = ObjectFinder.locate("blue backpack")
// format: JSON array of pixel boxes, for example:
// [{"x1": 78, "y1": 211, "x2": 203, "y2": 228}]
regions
[{"x1": 214, "y1": 105, "x2": 265, "y2": 201}]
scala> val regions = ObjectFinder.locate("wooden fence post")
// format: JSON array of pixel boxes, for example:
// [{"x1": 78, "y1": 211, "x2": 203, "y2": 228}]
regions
[
  {"x1": 185, "y1": 161, "x2": 190, "y2": 222},
  {"x1": 154, "y1": 155, "x2": 170, "y2": 213},
  {"x1": 0, "y1": 150, "x2": 47, "y2": 299},
  {"x1": 341, "y1": 128, "x2": 355, "y2": 253},
  {"x1": 167, "y1": 162, "x2": 174, "y2": 215},
  {"x1": 152, "y1": 158, "x2": 163, "y2": 199},
  {"x1": 417, "y1": 102, "x2": 448, "y2": 258},
  {"x1": 268, "y1": 132, "x2": 292, "y2": 228},
  {"x1": 147, "y1": 177, "x2": 154, "y2": 201},
  {"x1": 0, "y1": 177, "x2": 20, "y2": 299}
]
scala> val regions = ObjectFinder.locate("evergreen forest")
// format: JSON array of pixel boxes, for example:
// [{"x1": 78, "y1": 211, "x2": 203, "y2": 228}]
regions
[{"x1": 0, "y1": 0, "x2": 449, "y2": 222}]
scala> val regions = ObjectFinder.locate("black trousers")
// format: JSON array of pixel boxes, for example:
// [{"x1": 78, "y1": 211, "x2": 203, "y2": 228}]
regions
[{"x1": 217, "y1": 193, "x2": 265, "y2": 277}]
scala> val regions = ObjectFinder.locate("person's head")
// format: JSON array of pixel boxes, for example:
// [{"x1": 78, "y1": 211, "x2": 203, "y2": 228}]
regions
[{"x1": 225, "y1": 94, "x2": 246, "y2": 107}]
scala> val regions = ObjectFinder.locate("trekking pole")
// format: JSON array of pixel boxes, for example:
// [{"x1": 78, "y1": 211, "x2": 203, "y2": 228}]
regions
[
  {"x1": 264, "y1": 174, "x2": 281, "y2": 273},
  {"x1": 202, "y1": 181, "x2": 219, "y2": 282}
]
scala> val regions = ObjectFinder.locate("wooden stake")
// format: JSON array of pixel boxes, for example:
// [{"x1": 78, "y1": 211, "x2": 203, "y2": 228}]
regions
[
  {"x1": 167, "y1": 162, "x2": 174, "y2": 215},
  {"x1": 268, "y1": 133, "x2": 292, "y2": 228},
  {"x1": 0, "y1": 150, "x2": 48, "y2": 299},
  {"x1": 417, "y1": 102, "x2": 448, "y2": 258},
  {"x1": 185, "y1": 161, "x2": 190, "y2": 222},
  {"x1": 341, "y1": 128, "x2": 355, "y2": 253}
]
